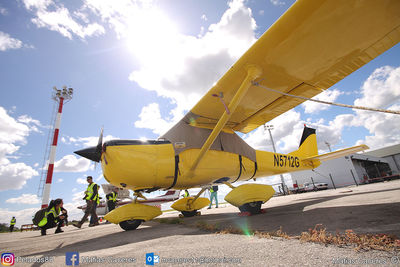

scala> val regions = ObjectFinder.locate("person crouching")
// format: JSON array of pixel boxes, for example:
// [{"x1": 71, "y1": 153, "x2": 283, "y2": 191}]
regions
[{"x1": 38, "y1": 198, "x2": 67, "y2": 236}]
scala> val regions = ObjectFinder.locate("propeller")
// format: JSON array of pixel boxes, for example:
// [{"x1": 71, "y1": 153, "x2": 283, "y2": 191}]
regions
[{"x1": 74, "y1": 128, "x2": 103, "y2": 162}]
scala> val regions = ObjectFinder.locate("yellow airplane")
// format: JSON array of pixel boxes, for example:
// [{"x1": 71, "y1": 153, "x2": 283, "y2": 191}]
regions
[{"x1": 75, "y1": 0, "x2": 400, "y2": 231}]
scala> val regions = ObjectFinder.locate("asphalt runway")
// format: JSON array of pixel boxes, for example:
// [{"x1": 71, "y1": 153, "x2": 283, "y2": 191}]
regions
[{"x1": 1, "y1": 180, "x2": 399, "y2": 266}]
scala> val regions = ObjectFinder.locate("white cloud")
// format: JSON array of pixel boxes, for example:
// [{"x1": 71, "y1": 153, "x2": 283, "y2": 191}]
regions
[
  {"x1": 0, "y1": 107, "x2": 39, "y2": 190},
  {"x1": 76, "y1": 177, "x2": 87, "y2": 184},
  {"x1": 354, "y1": 66, "x2": 400, "y2": 109},
  {"x1": 244, "y1": 110, "x2": 302, "y2": 153},
  {"x1": 0, "y1": 7, "x2": 7, "y2": 15},
  {"x1": 0, "y1": 163, "x2": 38, "y2": 191},
  {"x1": 23, "y1": 0, "x2": 105, "y2": 40},
  {"x1": 6, "y1": 193, "x2": 40, "y2": 204},
  {"x1": 17, "y1": 115, "x2": 44, "y2": 133},
  {"x1": 124, "y1": 0, "x2": 257, "y2": 134},
  {"x1": 62, "y1": 134, "x2": 118, "y2": 147},
  {"x1": 201, "y1": 14, "x2": 208, "y2": 21},
  {"x1": 270, "y1": 0, "x2": 285, "y2": 6},
  {"x1": 54, "y1": 154, "x2": 93, "y2": 172},
  {"x1": 335, "y1": 66, "x2": 400, "y2": 150},
  {"x1": 0, "y1": 31, "x2": 23, "y2": 51},
  {"x1": 134, "y1": 103, "x2": 176, "y2": 135},
  {"x1": 302, "y1": 89, "x2": 343, "y2": 114}
]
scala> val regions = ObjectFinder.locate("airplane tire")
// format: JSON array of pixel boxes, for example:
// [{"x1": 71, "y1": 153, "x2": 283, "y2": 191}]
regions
[
  {"x1": 119, "y1": 219, "x2": 142, "y2": 231},
  {"x1": 238, "y1": 201, "x2": 262, "y2": 215},
  {"x1": 181, "y1": 210, "x2": 197, "y2": 217}
]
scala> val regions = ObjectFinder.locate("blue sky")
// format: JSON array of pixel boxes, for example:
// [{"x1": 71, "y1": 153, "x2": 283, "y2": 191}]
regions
[{"x1": 0, "y1": 0, "x2": 399, "y2": 227}]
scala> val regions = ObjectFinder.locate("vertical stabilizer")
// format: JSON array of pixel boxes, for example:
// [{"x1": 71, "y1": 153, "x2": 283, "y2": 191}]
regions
[{"x1": 289, "y1": 126, "x2": 318, "y2": 158}]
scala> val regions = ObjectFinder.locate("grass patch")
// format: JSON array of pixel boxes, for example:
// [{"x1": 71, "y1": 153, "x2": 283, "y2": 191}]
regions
[
  {"x1": 298, "y1": 224, "x2": 400, "y2": 252},
  {"x1": 191, "y1": 221, "x2": 400, "y2": 252}
]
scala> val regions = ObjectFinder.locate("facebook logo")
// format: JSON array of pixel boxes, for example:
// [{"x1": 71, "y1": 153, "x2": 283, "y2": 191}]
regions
[
  {"x1": 65, "y1": 252, "x2": 79, "y2": 266},
  {"x1": 146, "y1": 253, "x2": 159, "y2": 265}
]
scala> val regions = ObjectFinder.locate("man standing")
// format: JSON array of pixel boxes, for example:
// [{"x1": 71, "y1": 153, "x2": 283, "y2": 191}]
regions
[
  {"x1": 106, "y1": 187, "x2": 118, "y2": 212},
  {"x1": 73, "y1": 176, "x2": 99, "y2": 228},
  {"x1": 208, "y1": 186, "x2": 219, "y2": 209},
  {"x1": 9, "y1": 216, "x2": 16, "y2": 232}
]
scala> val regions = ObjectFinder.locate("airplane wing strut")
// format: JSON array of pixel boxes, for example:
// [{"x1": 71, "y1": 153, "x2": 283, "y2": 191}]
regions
[{"x1": 187, "y1": 65, "x2": 262, "y2": 177}]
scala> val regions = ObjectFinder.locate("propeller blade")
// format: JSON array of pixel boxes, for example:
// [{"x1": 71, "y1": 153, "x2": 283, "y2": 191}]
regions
[{"x1": 96, "y1": 127, "x2": 103, "y2": 154}]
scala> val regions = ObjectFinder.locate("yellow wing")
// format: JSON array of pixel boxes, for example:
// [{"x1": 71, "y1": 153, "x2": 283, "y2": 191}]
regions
[{"x1": 182, "y1": 0, "x2": 400, "y2": 134}]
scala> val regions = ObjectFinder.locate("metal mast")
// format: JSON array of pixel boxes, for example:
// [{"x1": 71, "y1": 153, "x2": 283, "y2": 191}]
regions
[
  {"x1": 264, "y1": 124, "x2": 287, "y2": 195},
  {"x1": 40, "y1": 86, "x2": 73, "y2": 208}
]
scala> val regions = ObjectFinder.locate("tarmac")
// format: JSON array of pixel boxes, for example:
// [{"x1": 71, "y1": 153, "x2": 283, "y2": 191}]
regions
[{"x1": 1, "y1": 180, "x2": 399, "y2": 266}]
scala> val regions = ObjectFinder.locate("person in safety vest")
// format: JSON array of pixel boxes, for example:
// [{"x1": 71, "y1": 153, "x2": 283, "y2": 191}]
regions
[
  {"x1": 106, "y1": 187, "x2": 118, "y2": 212},
  {"x1": 207, "y1": 186, "x2": 219, "y2": 209},
  {"x1": 9, "y1": 217, "x2": 16, "y2": 232},
  {"x1": 73, "y1": 176, "x2": 99, "y2": 228},
  {"x1": 183, "y1": 189, "x2": 189, "y2": 198},
  {"x1": 38, "y1": 198, "x2": 66, "y2": 236}
]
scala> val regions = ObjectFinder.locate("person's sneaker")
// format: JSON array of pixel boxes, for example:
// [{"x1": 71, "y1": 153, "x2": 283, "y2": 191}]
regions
[
  {"x1": 72, "y1": 223, "x2": 81, "y2": 229},
  {"x1": 41, "y1": 229, "x2": 46, "y2": 236},
  {"x1": 207, "y1": 207, "x2": 211, "y2": 209},
  {"x1": 55, "y1": 229, "x2": 64, "y2": 234},
  {"x1": 216, "y1": 206, "x2": 218, "y2": 208},
  {"x1": 88, "y1": 223, "x2": 95, "y2": 227}
]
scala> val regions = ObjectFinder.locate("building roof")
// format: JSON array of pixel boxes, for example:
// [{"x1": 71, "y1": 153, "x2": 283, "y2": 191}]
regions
[
  {"x1": 350, "y1": 153, "x2": 388, "y2": 163},
  {"x1": 363, "y1": 144, "x2": 400, "y2": 158}
]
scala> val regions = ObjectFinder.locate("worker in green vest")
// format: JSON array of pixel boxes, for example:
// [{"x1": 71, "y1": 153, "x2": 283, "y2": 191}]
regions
[
  {"x1": 183, "y1": 190, "x2": 189, "y2": 198},
  {"x1": 9, "y1": 216, "x2": 16, "y2": 232},
  {"x1": 73, "y1": 176, "x2": 99, "y2": 228},
  {"x1": 38, "y1": 198, "x2": 66, "y2": 236},
  {"x1": 106, "y1": 187, "x2": 118, "y2": 212},
  {"x1": 208, "y1": 186, "x2": 219, "y2": 209}
]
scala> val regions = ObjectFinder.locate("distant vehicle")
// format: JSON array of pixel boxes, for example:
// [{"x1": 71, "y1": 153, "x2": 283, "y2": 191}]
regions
[{"x1": 303, "y1": 182, "x2": 328, "y2": 192}]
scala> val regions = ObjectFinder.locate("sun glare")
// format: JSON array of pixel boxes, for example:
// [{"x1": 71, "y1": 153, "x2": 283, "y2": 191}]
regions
[{"x1": 125, "y1": 8, "x2": 180, "y2": 65}]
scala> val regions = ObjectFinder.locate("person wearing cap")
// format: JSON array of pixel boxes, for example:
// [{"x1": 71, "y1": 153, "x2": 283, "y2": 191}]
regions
[{"x1": 73, "y1": 176, "x2": 99, "y2": 228}]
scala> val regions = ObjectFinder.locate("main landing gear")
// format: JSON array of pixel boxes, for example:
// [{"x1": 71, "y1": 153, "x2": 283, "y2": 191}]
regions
[
  {"x1": 172, "y1": 188, "x2": 210, "y2": 217},
  {"x1": 119, "y1": 219, "x2": 143, "y2": 231},
  {"x1": 238, "y1": 201, "x2": 263, "y2": 215},
  {"x1": 223, "y1": 183, "x2": 275, "y2": 216},
  {"x1": 179, "y1": 210, "x2": 202, "y2": 218},
  {"x1": 104, "y1": 191, "x2": 162, "y2": 231}
]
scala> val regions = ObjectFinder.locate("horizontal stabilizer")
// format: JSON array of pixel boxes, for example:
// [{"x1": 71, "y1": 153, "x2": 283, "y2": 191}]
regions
[{"x1": 303, "y1": 145, "x2": 369, "y2": 162}]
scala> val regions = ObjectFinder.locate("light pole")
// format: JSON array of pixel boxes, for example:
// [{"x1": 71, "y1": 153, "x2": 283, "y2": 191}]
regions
[
  {"x1": 40, "y1": 86, "x2": 73, "y2": 208},
  {"x1": 325, "y1": 141, "x2": 332, "y2": 152},
  {"x1": 264, "y1": 124, "x2": 287, "y2": 195}
]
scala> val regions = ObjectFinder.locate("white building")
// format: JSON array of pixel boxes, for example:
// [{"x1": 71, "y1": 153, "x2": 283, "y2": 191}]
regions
[{"x1": 290, "y1": 144, "x2": 400, "y2": 189}]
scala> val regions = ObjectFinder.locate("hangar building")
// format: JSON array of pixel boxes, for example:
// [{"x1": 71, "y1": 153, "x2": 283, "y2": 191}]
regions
[{"x1": 290, "y1": 144, "x2": 400, "y2": 189}]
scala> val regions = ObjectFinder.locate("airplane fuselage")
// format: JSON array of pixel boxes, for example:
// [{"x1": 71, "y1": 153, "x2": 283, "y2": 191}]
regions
[{"x1": 101, "y1": 140, "x2": 320, "y2": 191}]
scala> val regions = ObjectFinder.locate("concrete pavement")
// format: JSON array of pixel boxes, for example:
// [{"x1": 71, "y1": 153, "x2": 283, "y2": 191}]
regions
[{"x1": 1, "y1": 180, "x2": 399, "y2": 266}]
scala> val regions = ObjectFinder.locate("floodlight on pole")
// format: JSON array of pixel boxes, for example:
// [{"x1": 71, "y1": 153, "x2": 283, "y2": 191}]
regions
[
  {"x1": 40, "y1": 86, "x2": 73, "y2": 208},
  {"x1": 264, "y1": 124, "x2": 287, "y2": 195}
]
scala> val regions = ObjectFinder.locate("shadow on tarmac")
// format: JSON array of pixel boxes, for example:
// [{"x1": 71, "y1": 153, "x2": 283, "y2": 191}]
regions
[{"x1": 24, "y1": 186, "x2": 399, "y2": 266}]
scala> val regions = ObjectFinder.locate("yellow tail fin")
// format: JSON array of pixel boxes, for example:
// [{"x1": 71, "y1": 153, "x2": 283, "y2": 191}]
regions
[
  {"x1": 289, "y1": 125, "x2": 369, "y2": 162},
  {"x1": 289, "y1": 126, "x2": 318, "y2": 158}
]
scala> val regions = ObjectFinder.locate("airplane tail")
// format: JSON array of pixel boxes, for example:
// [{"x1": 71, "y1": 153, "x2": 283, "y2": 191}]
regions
[
  {"x1": 289, "y1": 125, "x2": 369, "y2": 162},
  {"x1": 289, "y1": 126, "x2": 318, "y2": 158}
]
